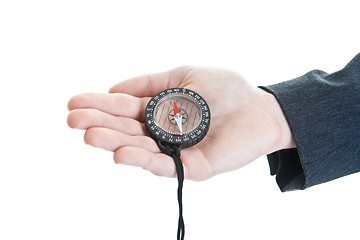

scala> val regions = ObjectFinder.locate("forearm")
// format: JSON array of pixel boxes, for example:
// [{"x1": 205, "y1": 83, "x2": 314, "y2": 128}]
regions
[{"x1": 261, "y1": 53, "x2": 360, "y2": 191}]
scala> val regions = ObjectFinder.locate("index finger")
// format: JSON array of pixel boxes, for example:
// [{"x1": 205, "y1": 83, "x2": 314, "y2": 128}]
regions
[
  {"x1": 109, "y1": 66, "x2": 192, "y2": 97},
  {"x1": 68, "y1": 92, "x2": 150, "y2": 122}
]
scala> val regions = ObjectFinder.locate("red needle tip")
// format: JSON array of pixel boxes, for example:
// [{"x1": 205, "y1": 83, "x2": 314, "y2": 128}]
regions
[{"x1": 174, "y1": 101, "x2": 180, "y2": 115}]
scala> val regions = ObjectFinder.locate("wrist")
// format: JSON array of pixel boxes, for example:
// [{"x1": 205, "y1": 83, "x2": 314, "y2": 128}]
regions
[{"x1": 258, "y1": 88, "x2": 296, "y2": 153}]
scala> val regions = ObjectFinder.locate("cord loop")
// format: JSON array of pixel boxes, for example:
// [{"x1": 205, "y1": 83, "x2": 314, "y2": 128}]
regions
[{"x1": 158, "y1": 141, "x2": 185, "y2": 240}]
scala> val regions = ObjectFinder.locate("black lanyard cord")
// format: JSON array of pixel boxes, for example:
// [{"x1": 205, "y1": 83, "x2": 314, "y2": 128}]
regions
[{"x1": 158, "y1": 141, "x2": 185, "y2": 240}]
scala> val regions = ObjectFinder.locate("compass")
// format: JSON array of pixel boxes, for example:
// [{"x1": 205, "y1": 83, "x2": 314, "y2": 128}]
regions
[
  {"x1": 144, "y1": 88, "x2": 210, "y2": 240},
  {"x1": 145, "y1": 88, "x2": 211, "y2": 149}
]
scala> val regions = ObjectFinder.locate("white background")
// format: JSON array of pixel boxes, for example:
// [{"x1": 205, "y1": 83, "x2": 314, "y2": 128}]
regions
[{"x1": 1, "y1": 0, "x2": 359, "y2": 239}]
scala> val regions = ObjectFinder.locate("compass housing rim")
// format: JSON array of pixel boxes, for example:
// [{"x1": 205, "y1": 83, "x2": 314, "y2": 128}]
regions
[{"x1": 144, "y1": 88, "x2": 211, "y2": 149}]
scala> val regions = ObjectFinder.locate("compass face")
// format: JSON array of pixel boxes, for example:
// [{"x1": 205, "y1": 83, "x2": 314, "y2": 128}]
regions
[{"x1": 145, "y1": 88, "x2": 210, "y2": 149}]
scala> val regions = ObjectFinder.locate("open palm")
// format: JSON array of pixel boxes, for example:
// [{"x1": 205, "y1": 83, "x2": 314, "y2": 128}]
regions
[{"x1": 67, "y1": 66, "x2": 293, "y2": 180}]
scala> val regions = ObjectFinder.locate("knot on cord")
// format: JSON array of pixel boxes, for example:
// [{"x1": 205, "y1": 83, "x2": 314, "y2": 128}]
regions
[{"x1": 157, "y1": 140, "x2": 181, "y2": 158}]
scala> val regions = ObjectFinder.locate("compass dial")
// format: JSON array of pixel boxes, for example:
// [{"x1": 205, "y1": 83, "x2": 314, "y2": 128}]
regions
[{"x1": 145, "y1": 88, "x2": 210, "y2": 149}]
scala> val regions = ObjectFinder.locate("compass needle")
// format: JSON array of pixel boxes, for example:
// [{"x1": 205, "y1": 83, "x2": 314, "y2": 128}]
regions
[
  {"x1": 173, "y1": 101, "x2": 183, "y2": 133},
  {"x1": 174, "y1": 100, "x2": 180, "y2": 115}
]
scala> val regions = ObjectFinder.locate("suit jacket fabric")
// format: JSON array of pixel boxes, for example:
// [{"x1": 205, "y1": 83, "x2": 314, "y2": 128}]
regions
[{"x1": 260, "y1": 53, "x2": 360, "y2": 192}]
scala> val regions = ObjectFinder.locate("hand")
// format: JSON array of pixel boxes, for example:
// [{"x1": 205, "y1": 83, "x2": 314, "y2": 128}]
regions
[{"x1": 67, "y1": 66, "x2": 295, "y2": 180}]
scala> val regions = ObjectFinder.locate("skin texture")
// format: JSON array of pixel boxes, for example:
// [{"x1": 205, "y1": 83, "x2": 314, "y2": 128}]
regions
[{"x1": 67, "y1": 66, "x2": 295, "y2": 181}]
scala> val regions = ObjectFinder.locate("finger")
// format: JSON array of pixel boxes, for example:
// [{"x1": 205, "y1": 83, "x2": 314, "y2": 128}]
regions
[
  {"x1": 67, "y1": 109, "x2": 146, "y2": 136},
  {"x1": 68, "y1": 92, "x2": 149, "y2": 122},
  {"x1": 114, "y1": 146, "x2": 177, "y2": 178},
  {"x1": 109, "y1": 66, "x2": 192, "y2": 97},
  {"x1": 83, "y1": 127, "x2": 159, "y2": 152}
]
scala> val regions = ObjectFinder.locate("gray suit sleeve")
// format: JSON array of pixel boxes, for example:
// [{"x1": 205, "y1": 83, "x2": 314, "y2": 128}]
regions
[{"x1": 260, "y1": 53, "x2": 360, "y2": 192}]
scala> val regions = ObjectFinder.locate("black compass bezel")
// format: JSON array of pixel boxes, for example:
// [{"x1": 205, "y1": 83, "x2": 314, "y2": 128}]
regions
[{"x1": 144, "y1": 88, "x2": 211, "y2": 149}]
